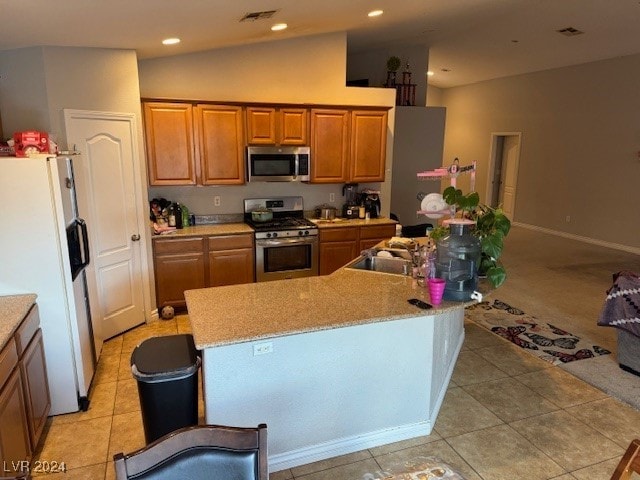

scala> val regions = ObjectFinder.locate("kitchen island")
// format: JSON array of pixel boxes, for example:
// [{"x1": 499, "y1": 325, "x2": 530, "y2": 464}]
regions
[{"x1": 185, "y1": 260, "x2": 474, "y2": 471}]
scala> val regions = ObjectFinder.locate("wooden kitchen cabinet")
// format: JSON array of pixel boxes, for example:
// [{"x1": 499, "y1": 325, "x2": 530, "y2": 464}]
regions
[
  {"x1": 319, "y1": 227, "x2": 358, "y2": 275},
  {"x1": 208, "y1": 234, "x2": 255, "y2": 286},
  {"x1": 310, "y1": 108, "x2": 350, "y2": 183},
  {"x1": 358, "y1": 224, "x2": 397, "y2": 251},
  {"x1": 153, "y1": 234, "x2": 255, "y2": 309},
  {"x1": 153, "y1": 237, "x2": 207, "y2": 309},
  {"x1": 144, "y1": 102, "x2": 197, "y2": 186},
  {"x1": 195, "y1": 104, "x2": 246, "y2": 185},
  {"x1": 310, "y1": 108, "x2": 388, "y2": 183},
  {"x1": 350, "y1": 110, "x2": 388, "y2": 182},
  {"x1": 0, "y1": 340, "x2": 31, "y2": 475},
  {"x1": 246, "y1": 107, "x2": 308, "y2": 145},
  {"x1": 15, "y1": 305, "x2": 50, "y2": 452}
]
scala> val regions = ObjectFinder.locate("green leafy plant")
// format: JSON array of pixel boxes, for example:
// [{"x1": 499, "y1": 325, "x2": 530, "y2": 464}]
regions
[
  {"x1": 439, "y1": 186, "x2": 511, "y2": 288},
  {"x1": 386, "y1": 56, "x2": 401, "y2": 72}
]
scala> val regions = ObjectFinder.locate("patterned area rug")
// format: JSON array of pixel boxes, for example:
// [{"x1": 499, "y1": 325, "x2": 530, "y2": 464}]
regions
[{"x1": 466, "y1": 299, "x2": 611, "y2": 365}]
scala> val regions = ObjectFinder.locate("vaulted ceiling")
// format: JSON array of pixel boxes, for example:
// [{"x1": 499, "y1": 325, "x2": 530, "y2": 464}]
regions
[{"x1": 1, "y1": 0, "x2": 639, "y2": 88}]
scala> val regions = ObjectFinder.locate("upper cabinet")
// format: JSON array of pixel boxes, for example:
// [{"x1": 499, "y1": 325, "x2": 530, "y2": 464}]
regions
[
  {"x1": 350, "y1": 110, "x2": 388, "y2": 183},
  {"x1": 246, "y1": 107, "x2": 308, "y2": 145},
  {"x1": 195, "y1": 104, "x2": 245, "y2": 185},
  {"x1": 310, "y1": 108, "x2": 350, "y2": 183},
  {"x1": 310, "y1": 108, "x2": 388, "y2": 184},
  {"x1": 144, "y1": 102, "x2": 197, "y2": 185},
  {"x1": 143, "y1": 100, "x2": 388, "y2": 186},
  {"x1": 143, "y1": 102, "x2": 245, "y2": 186}
]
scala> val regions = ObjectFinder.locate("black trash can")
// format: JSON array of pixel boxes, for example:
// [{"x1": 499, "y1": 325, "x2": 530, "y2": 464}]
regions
[{"x1": 131, "y1": 334, "x2": 201, "y2": 444}]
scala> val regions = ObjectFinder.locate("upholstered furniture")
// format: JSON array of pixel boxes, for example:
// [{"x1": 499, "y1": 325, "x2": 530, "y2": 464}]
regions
[{"x1": 113, "y1": 424, "x2": 267, "y2": 479}]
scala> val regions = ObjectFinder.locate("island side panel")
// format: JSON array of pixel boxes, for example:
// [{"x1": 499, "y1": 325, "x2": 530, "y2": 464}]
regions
[
  {"x1": 429, "y1": 308, "x2": 465, "y2": 420},
  {"x1": 202, "y1": 315, "x2": 435, "y2": 470}
]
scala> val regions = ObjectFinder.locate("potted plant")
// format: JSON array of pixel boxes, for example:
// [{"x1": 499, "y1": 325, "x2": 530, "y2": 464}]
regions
[
  {"x1": 386, "y1": 56, "x2": 401, "y2": 72},
  {"x1": 431, "y1": 186, "x2": 511, "y2": 288}
]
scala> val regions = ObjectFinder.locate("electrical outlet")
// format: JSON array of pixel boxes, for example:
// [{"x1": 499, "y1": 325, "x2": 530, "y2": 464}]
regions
[
  {"x1": 214, "y1": 196, "x2": 221, "y2": 207},
  {"x1": 329, "y1": 193, "x2": 335, "y2": 203},
  {"x1": 565, "y1": 215, "x2": 571, "y2": 223},
  {"x1": 253, "y1": 342, "x2": 273, "y2": 356}
]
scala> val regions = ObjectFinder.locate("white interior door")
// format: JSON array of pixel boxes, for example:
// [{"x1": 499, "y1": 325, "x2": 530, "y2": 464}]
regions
[
  {"x1": 488, "y1": 133, "x2": 521, "y2": 221},
  {"x1": 499, "y1": 135, "x2": 520, "y2": 220},
  {"x1": 65, "y1": 111, "x2": 146, "y2": 340}
]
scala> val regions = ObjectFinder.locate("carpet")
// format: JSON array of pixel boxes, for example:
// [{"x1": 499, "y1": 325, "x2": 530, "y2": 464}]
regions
[{"x1": 466, "y1": 299, "x2": 611, "y2": 365}]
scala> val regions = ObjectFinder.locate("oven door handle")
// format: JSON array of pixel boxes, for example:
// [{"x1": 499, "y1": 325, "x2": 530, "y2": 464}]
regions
[{"x1": 258, "y1": 237, "x2": 317, "y2": 247}]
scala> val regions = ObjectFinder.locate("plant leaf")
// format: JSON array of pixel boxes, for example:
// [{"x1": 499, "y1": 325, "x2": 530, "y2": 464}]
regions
[
  {"x1": 481, "y1": 233, "x2": 504, "y2": 260},
  {"x1": 486, "y1": 266, "x2": 507, "y2": 288}
]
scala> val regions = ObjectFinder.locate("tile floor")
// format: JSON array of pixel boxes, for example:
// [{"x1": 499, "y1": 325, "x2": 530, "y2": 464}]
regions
[{"x1": 32, "y1": 227, "x2": 640, "y2": 479}]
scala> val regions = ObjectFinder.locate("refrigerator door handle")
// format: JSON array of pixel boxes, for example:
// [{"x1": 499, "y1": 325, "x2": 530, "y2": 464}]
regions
[{"x1": 78, "y1": 218, "x2": 90, "y2": 268}]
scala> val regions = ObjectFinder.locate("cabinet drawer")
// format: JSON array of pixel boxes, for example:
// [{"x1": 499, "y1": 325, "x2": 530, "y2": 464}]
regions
[
  {"x1": 319, "y1": 227, "x2": 358, "y2": 242},
  {"x1": 15, "y1": 305, "x2": 40, "y2": 357},
  {"x1": 0, "y1": 339, "x2": 18, "y2": 388},
  {"x1": 208, "y1": 234, "x2": 253, "y2": 251},
  {"x1": 359, "y1": 224, "x2": 396, "y2": 239},
  {"x1": 154, "y1": 237, "x2": 205, "y2": 254}
]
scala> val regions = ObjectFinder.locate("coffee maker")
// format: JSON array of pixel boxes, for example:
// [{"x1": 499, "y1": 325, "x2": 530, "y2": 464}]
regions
[
  {"x1": 341, "y1": 183, "x2": 360, "y2": 219},
  {"x1": 360, "y1": 190, "x2": 381, "y2": 218}
]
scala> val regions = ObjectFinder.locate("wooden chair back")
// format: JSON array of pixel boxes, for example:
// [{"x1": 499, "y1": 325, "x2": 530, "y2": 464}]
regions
[
  {"x1": 113, "y1": 423, "x2": 267, "y2": 480},
  {"x1": 611, "y1": 438, "x2": 640, "y2": 480}
]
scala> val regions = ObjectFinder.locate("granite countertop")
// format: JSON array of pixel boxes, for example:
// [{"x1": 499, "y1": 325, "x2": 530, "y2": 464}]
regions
[
  {"x1": 151, "y1": 222, "x2": 253, "y2": 239},
  {"x1": 0, "y1": 294, "x2": 37, "y2": 349},
  {"x1": 309, "y1": 217, "x2": 397, "y2": 228},
  {"x1": 151, "y1": 217, "x2": 396, "y2": 239},
  {"x1": 185, "y1": 264, "x2": 475, "y2": 350}
]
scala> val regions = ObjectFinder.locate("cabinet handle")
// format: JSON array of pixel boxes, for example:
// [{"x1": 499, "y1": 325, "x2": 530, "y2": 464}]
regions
[{"x1": 131, "y1": 234, "x2": 141, "y2": 242}]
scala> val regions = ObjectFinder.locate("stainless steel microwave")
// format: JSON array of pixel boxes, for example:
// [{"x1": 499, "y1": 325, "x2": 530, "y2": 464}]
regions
[{"x1": 247, "y1": 146, "x2": 310, "y2": 182}]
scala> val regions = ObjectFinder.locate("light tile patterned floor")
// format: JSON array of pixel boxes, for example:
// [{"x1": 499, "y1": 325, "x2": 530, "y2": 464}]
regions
[{"x1": 31, "y1": 228, "x2": 640, "y2": 479}]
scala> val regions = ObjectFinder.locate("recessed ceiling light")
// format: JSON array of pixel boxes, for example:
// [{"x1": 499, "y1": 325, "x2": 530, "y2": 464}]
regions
[
  {"x1": 162, "y1": 38, "x2": 180, "y2": 45},
  {"x1": 427, "y1": 71, "x2": 434, "y2": 76},
  {"x1": 271, "y1": 23, "x2": 288, "y2": 31},
  {"x1": 368, "y1": 10, "x2": 383, "y2": 17}
]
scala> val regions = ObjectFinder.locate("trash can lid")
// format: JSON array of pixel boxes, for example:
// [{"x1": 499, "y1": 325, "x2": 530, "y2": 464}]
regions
[{"x1": 131, "y1": 334, "x2": 200, "y2": 381}]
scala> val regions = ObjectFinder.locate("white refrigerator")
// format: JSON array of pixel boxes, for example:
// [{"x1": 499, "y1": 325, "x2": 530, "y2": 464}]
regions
[{"x1": 0, "y1": 155, "x2": 97, "y2": 415}]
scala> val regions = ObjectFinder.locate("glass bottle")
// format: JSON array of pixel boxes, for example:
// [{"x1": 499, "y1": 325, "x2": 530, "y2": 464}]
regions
[
  {"x1": 167, "y1": 204, "x2": 176, "y2": 227},
  {"x1": 174, "y1": 203, "x2": 183, "y2": 229},
  {"x1": 435, "y1": 219, "x2": 481, "y2": 301}
]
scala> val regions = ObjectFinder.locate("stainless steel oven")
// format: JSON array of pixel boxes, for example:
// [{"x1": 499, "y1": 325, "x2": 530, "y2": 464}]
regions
[
  {"x1": 255, "y1": 234, "x2": 318, "y2": 282},
  {"x1": 244, "y1": 197, "x2": 319, "y2": 282}
]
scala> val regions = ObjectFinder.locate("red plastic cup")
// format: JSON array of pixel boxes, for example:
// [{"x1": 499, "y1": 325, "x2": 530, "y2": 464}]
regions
[{"x1": 428, "y1": 278, "x2": 446, "y2": 305}]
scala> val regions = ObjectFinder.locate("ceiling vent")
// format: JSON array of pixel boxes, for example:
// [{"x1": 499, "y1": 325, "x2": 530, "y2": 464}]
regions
[
  {"x1": 240, "y1": 10, "x2": 278, "y2": 22},
  {"x1": 556, "y1": 27, "x2": 584, "y2": 37}
]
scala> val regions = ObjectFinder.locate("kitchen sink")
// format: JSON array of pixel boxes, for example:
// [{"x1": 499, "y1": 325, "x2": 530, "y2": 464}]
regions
[{"x1": 346, "y1": 255, "x2": 412, "y2": 276}]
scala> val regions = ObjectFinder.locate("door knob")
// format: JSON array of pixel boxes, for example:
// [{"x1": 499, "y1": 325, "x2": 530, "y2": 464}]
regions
[{"x1": 131, "y1": 234, "x2": 141, "y2": 241}]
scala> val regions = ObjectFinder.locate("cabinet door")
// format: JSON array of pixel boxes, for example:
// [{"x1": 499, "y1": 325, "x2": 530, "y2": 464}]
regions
[
  {"x1": 358, "y1": 224, "x2": 396, "y2": 251},
  {"x1": 154, "y1": 237, "x2": 207, "y2": 309},
  {"x1": 196, "y1": 105, "x2": 245, "y2": 185},
  {"x1": 279, "y1": 108, "x2": 308, "y2": 145},
  {"x1": 209, "y1": 249, "x2": 255, "y2": 286},
  {"x1": 310, "y1": 109, "x2": 349, "y2": 183},
  {"x1": 350, "y1": 110, "x2": 388, "y2": 182},
  {"x1": 20, "y1": 329, "x2": 50, "y2": 451},
  {"x1": 246, "y1": 107, "x2": 276, "y2": 145},
  {"x1": 0, "y1": 369, "x2": 31, "y2": 474},
  {"x1": 319, "y1": 241, "x2": 358, "y2": 275},
  {"x1": 143, "y1": 102, "x2": 197, "y2": 185}
]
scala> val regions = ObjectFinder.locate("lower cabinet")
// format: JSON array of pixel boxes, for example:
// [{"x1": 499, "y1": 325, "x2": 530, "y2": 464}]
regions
[
  {"x1": 208, "y1": 235, "x2": 255, "y2": 287},
  {"x1": 358, "y1": 224, "x2": 397, "y2": 251},
  {"x1": 0, "y1": 366, "x2": 31, "y2": 475},
  {"x1": 153, "y1": 237, "x2": 207, "y2": 310},
  {"x1": 153, "y1": 234, "x2": 254, "y2": 309},
  {"x1": 319, "y1": 223, "x2": 397, "y2": 275},
  {"x1": 319, "y1": 227, "x2": 358, "y2": 276},
  {"x1": 0, "y1": 303, "x2": 51, "y2": 475}
]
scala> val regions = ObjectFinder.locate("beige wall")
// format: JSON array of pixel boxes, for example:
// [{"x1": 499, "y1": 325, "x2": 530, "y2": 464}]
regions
[
  {"x1": 441, "y1": 53, "x2": 640, "y2": 249},
  {"x1": 138, "y1": 32, "x2": 396, "y2": 217}
]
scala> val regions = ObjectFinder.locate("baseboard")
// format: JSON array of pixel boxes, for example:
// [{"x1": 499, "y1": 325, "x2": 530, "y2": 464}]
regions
[
  {"x1": 513, "y1": 222, "x2": 640, "y2": 256},
  {"x1": 150, "y1": 308, "x2": 159, "y2": 322},
  {"x1": 269, "y1": 421, "x2": 432, "y2": 472}
]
